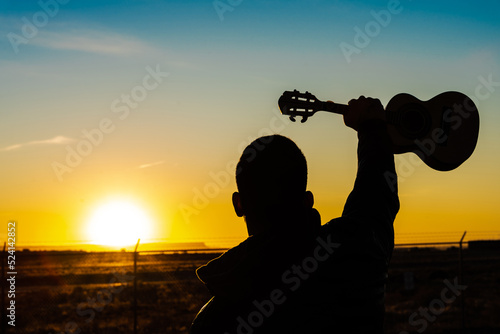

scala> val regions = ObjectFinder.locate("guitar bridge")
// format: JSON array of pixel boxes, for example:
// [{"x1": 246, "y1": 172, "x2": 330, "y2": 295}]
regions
[{"x1": 439, "y1": 106, "x2": 452, "y2": 147}]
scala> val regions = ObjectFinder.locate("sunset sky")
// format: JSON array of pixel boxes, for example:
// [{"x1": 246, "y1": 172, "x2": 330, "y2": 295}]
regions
[{"x1": 1, "y1": 0, "x2": 499, "y2": 249}]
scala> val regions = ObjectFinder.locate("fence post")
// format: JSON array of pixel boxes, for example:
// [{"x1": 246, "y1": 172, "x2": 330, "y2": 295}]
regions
[
  {"x1": 459, "y1": 231, "x2": 466, "y2": 332},
  {"x1": 134, "y1": 239, "x2": 140, "y2": 334}
]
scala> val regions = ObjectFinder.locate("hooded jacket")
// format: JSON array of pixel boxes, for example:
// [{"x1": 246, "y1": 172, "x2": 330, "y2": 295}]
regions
[{"x1": 190, "y1": 120, "x2": 400, "y2": 334}]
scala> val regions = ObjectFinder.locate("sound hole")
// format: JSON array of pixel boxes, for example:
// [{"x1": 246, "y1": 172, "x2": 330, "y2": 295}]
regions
[{"x1": 398, "y1": 104, "x2": 431, "y2": 139}]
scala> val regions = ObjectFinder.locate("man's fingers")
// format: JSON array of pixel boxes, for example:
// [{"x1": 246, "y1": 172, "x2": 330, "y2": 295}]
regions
[
  {"x1": 371, "y1": 98, "x2": 383, "y2": 107},
  {"x1": 348, "y1": 95, "x2": 366, "y2": 105}
]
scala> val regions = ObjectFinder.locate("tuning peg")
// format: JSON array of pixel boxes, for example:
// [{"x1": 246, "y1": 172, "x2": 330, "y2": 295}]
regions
[
  {"x1": 300, "y1": 116, "x2": 308, "y2": 123},
  {"x1": 289, "y1": 116, "x2": 296, "y2": 122}
]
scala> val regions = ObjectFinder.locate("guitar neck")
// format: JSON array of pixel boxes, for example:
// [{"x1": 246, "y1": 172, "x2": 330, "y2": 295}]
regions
[{"x1": 319, "y1": 101, "x2": 349, "y2": 115}]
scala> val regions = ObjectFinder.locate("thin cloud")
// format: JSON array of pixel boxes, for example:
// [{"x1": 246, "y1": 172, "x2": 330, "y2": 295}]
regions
[
  {"x1": 138, "y1": 160, "x2": 165, "y2": 169},
  {"x1": 31, "y1": 30, "x2": 157, "y2": 56},
  {"x1": 0, "y1": 136, "x2": 73, "y2": 152}
]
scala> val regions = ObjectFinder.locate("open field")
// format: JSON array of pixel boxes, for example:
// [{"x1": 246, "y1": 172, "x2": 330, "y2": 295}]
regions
[{"x1": 6, "y1": 245, "x2": 500, "y2": 334}]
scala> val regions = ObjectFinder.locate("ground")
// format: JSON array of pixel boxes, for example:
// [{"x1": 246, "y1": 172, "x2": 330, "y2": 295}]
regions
[{"x1": 11, "y1": 246, "x2": 500, "y2": 333}]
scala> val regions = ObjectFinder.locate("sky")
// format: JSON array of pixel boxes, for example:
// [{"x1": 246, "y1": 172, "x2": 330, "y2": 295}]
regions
[{"x1": 0, "y1": 0, "x2": 499, "y2": 250}]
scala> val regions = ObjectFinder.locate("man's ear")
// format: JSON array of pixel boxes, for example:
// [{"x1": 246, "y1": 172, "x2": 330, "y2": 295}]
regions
[
  {"x1": 232, "y1": 192, "x2": 244, "y2": 217},
  {"x1": 303, "y1": 191, "x2": 314, "y2": 209}
]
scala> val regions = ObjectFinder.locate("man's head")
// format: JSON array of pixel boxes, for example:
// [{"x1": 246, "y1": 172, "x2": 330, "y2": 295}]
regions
[{"x1": 232, "y1": 135, "x2": 313, "y2": 235}]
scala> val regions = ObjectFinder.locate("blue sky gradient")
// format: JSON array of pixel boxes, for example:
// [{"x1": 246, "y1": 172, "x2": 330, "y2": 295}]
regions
[{"x1": 1, "y1": 0, "x2": 499, "y2": 246}]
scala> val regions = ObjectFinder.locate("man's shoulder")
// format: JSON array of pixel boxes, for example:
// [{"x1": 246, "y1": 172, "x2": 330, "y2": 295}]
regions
[
  {"x1": 319, "y1": 216, "x2": 367, "y2": 241},
  {"x1": 317, "y1": 216, "x2": 390, "y2": 260}
]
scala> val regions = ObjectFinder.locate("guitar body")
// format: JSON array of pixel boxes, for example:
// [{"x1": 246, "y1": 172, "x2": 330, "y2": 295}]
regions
[
  {"x1": 278, "y1": 90, "x2": 480, "y2": 171},
  {"x1": 385, "y1": 92, "x2": 479, "y2": 171}
]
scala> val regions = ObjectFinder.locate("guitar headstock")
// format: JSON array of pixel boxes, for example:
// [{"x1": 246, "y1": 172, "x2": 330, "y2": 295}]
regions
[{"x1": 278, "y1": 90, "x2": 321, "y2": 123}]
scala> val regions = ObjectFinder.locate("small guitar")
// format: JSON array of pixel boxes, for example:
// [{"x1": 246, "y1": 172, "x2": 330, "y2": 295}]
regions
[{"x1": 278, "y1": 90, "x2": 479, "y2": 171}]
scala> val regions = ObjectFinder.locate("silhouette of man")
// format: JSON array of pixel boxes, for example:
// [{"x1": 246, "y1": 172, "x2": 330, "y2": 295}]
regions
[{"x1": 190, "y1": 96, "x2": 399, "y2": 333}]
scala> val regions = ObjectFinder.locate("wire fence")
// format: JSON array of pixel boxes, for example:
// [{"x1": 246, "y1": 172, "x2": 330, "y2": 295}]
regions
[{"x1": 3, "y1": 234, "x2": 500, "y2": 334}]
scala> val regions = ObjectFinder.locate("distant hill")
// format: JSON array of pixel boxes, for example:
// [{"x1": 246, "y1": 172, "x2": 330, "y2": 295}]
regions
[
  {"x1": 468, "y1": 239, "x2": 500, "y2": 250},
  {"x1": 17, "y1": 241, "x2": 210, "y2": 252}
]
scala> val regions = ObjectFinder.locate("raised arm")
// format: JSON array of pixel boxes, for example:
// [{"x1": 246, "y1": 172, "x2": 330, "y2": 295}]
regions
[{"x1": 341, "y1": 97, "x2": 400, "y2": 253}]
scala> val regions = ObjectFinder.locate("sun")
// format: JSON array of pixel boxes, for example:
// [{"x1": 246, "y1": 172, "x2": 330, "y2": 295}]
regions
[{"x1": 86, "y1": 199, "x2": 154, "y2": 247}]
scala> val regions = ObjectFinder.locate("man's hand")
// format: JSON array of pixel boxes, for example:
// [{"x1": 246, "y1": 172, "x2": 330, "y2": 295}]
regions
[{"x1": 344, "y1": 96, "x2": 386, "y2": 131}]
